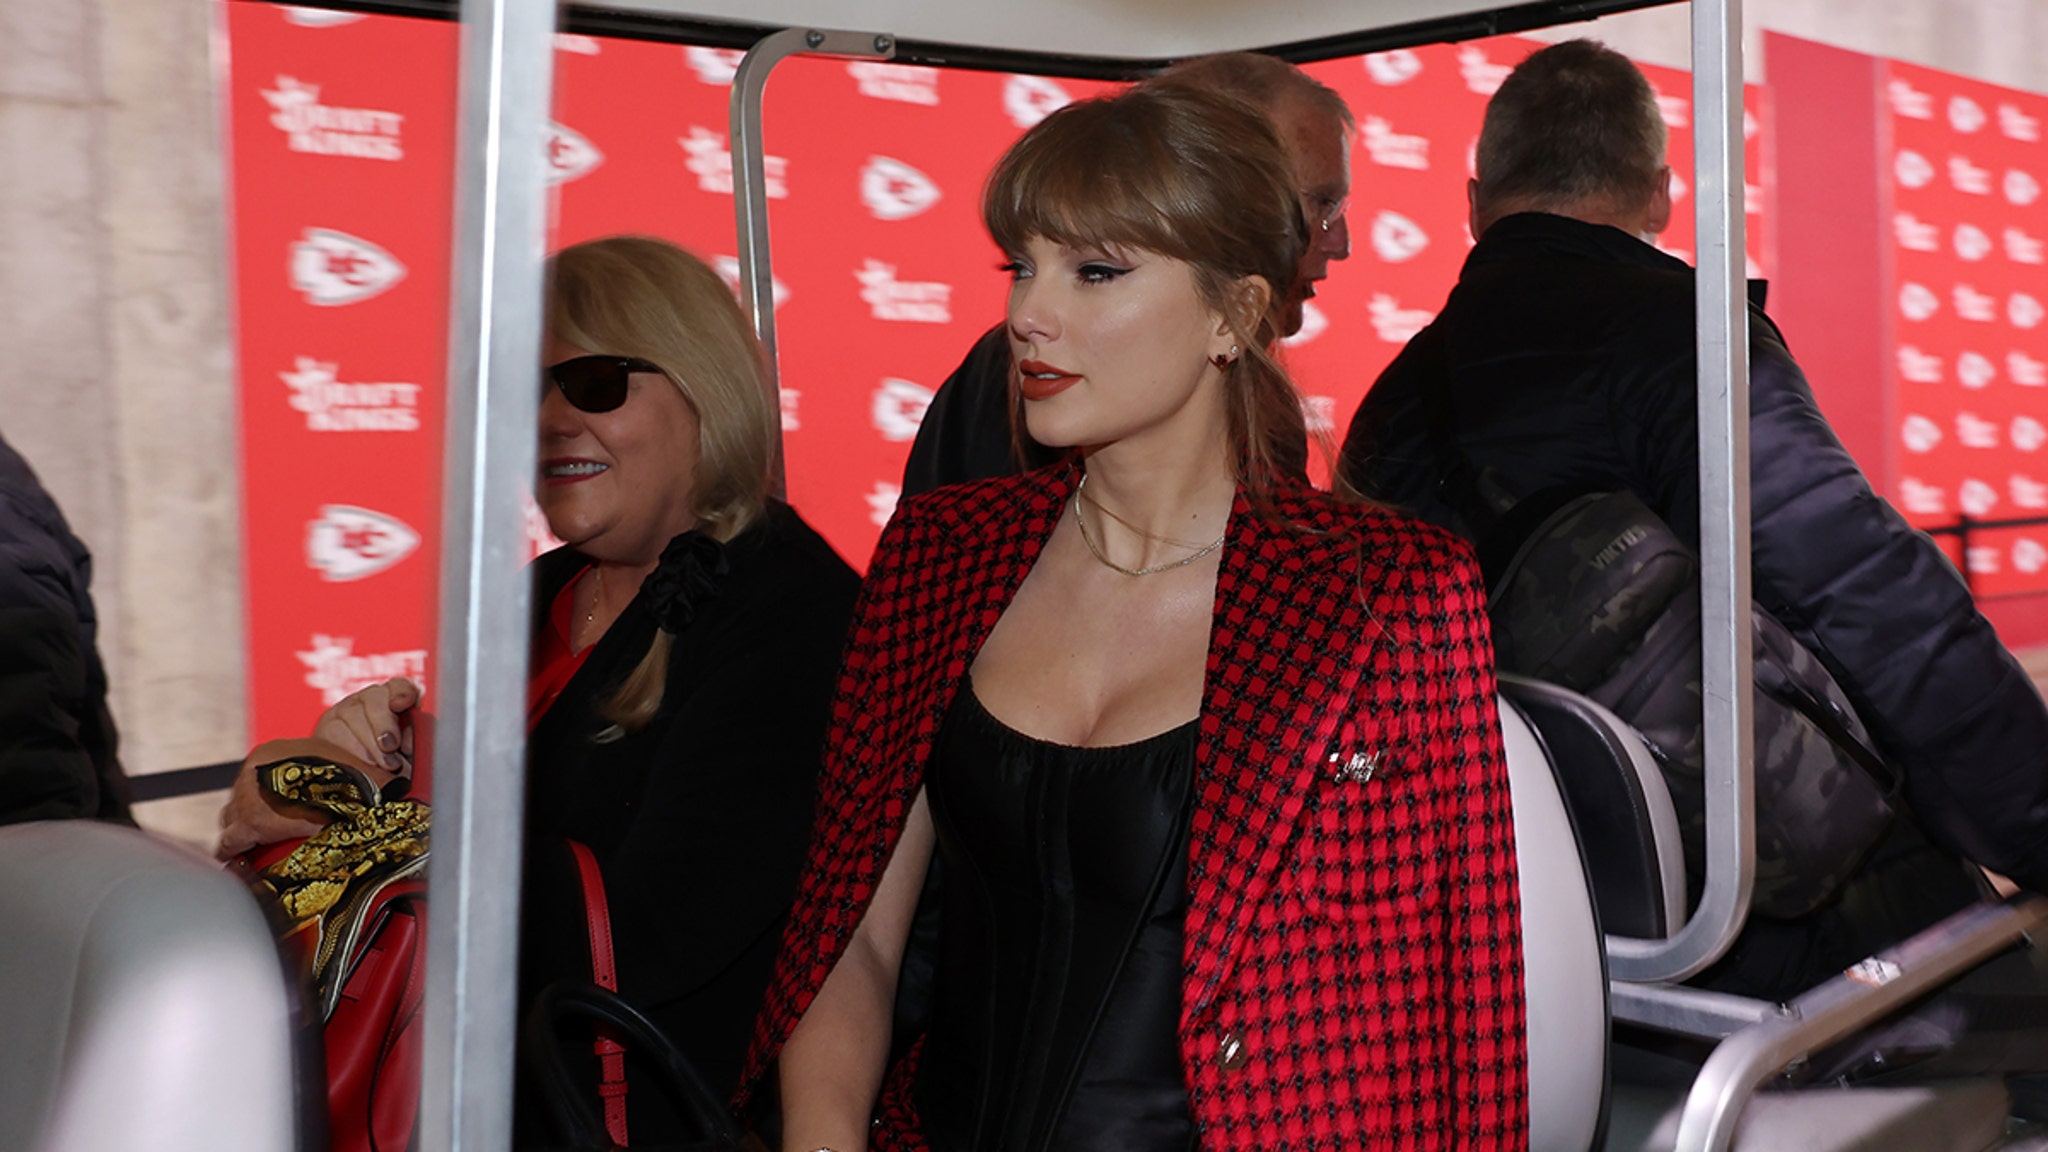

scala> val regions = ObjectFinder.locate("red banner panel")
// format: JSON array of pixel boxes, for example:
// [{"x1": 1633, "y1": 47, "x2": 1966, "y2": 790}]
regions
[
  {"x1": 223, "y1": 4, "x2": 1777, "y2": 738},
  {"x1": 1772, "y1": 30, "x2": 2048, "y2": 634},
  {"x1": 224, "y1": 4, "x2": 459, "y2": 741}
]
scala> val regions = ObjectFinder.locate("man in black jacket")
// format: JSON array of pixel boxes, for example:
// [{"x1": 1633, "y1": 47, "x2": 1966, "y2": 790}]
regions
[
  {"x1": 0, "y1": 431, "x2": 132, "y2": 825},
  {"x1": 1341, "y1": 40, "x2": 2048, "y2": 1000},
  {"x1": 901, "y1": 52, "x2": 1354, "y2": 496}
]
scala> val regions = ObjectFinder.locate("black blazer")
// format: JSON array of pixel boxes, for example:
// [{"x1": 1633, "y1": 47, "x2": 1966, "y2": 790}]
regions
[{"x1": 515, "y1": 500, "x2": 858, "y2": 1134}]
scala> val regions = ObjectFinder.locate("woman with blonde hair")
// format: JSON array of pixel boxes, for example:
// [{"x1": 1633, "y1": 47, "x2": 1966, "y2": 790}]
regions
[
  {"x1": 220, "y1": 235, "x2": 859, "y2": 1142},
  {"x1": 743, "y1": 86, "x2": 1527, "y2": 1150}
]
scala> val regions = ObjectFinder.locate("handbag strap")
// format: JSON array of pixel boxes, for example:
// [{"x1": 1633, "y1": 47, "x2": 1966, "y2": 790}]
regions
[{"x1": 566, "y1": 839, "x2": 630, "y2": 1148}]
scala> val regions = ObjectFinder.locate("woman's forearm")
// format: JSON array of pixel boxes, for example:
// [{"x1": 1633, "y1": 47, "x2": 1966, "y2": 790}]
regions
[
  {"x1": 777, "y1": 790, "x2": 934, "y2": 1152},
  {"x1": 777, "y1": 936, "x2": 897, "y2": 1152}
]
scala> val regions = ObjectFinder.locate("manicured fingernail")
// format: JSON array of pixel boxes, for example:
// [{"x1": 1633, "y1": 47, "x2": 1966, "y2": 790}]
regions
[{"x1": 378, "y1": 733, "x2": 398, "y2": 751}]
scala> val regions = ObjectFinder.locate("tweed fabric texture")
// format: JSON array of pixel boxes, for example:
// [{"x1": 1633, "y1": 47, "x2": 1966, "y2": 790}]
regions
[{"x1": 741, "y1": 466, "x2": 1527, "y2": 1149}]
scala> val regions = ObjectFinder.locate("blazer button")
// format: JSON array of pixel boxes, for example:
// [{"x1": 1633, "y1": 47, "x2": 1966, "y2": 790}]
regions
[{"x1": 1217, "y1": 1030, "x2": 1249, "y2": 1071}]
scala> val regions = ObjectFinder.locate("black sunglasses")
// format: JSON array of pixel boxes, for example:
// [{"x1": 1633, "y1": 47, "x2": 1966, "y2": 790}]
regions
[{"x1": 545, "y1": 355, "x2": 663, "y2": 413}]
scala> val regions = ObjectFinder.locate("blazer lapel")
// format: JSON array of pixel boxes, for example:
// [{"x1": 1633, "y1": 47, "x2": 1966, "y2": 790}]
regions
[
  {"x1": 887, "y1": 466, "x2": 1078, "y2": 794},
  {"x1": 1181, "y1": 492, "x2": 1395, "y2": 1022}
]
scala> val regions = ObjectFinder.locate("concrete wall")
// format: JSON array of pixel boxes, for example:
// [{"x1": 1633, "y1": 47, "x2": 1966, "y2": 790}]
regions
[
  {"x1": 3, "y1": 0, "x2": 2044, "y2": 846},
  {"x1": 2, "y1": 0, "x2": 241, "y2": 844},
  {"x1": 1530, "y1": 0, "x2": 2048, "y2": 92}
]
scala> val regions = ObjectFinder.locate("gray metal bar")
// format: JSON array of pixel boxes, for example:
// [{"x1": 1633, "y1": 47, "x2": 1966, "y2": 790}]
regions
[
  {"x1": 1609, "y1": 0, "x2": 1753, "y2": 985},
  {"x1": 1673, "y1": 896, "x2": 2048, "y2": 1152},
  {"x1": 1612, "y1": 982, "x2": 1777, "y2": 1041},
  {"x1": 417, "y1": 0, "x2": 556, "y2": 1146},
  {"x1": 730, "y1": 27, "x2": 893, "y2": 487}
]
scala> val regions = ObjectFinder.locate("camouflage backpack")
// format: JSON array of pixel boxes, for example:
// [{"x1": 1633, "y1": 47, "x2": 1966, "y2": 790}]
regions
[
  {"x1": 1479, "y1": 485, "x2": 1897, "y2": 919},
  {"x1": 1413, "y1": 350, "x2": 1898, "y2": 920}
]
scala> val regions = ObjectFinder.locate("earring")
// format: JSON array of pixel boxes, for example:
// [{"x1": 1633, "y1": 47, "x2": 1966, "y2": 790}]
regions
[{"x1": 1210, "y1": 344, "x2": 1239, "y2": 369}]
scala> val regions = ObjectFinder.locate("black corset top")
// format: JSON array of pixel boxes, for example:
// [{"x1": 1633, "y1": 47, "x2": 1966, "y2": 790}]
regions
[{"x1": 915, "y1": 680, "x2": 1198, "y2": 1152}]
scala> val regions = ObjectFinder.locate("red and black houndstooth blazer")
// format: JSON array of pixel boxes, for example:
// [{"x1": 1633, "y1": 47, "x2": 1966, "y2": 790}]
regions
[{"x1": 740, "y1": 464, "x2": 1527, "y2": 1150}]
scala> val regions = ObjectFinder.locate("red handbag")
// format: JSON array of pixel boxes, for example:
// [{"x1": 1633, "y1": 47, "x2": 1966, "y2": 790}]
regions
[{"x1": 240, "y1": 736, "x2": 433, "y2": 1152}]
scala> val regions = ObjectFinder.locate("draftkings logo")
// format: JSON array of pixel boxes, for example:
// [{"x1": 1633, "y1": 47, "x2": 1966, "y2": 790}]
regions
[
  {"x1": 306, "y1": 505, "x2": 420, "y2": 582},
  {"x1": 1368, "y1": 293, "x2": 1435, "y2": 344},
  {"x1": 296, "y1": 635, "x2": 428, "y2": 707},
  {"x1": 262, "y1": 76, "x2": 404, "y2": 161},
  {"x1": 849, "y1": 61, "x2": 939, "y2": 105},
  {"x1": 856, "y1": 260, "x2": 951, "y2": 323},
  {"x1": 1360, "y1": 117, "x2": 1429, "y2": 171},
  {"x1": 681, "y1": 126, "x2": 787, "y2": 197},
  {"x1": 291, "y1": 228, "x2": 406, "y2": 306},
  {"x1": 280, "y1": 356, "x2": 422, "y2": 432}
]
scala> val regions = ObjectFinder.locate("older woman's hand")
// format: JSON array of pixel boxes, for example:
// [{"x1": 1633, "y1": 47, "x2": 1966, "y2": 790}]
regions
[
  {"x1": 314, "y1": 676, "x2": 422, "y2": 775},
  {"x1": 215, "y1": 736, "x2": 398, "y2": 859}
]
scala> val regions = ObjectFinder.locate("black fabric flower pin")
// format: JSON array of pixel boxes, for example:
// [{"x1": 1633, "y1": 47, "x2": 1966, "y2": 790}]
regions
[{"x1": 642, "y1": 530, "x2": 730, "y2": 635}]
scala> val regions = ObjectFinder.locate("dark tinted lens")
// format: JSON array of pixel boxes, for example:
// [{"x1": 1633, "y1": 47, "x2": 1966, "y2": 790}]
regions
[{"x1": 547, "y1": 356, "x2": 633, "y2": 413}]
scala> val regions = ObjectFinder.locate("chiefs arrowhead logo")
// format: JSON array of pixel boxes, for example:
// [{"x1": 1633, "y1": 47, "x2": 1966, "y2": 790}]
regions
[
  {"x1": 547, "y1": 121, "x2": 603, "y2": 184},
  {"x1": 1954, "y1": 223, "x2": 1992, "y2": 261},
  {"x1": 306, "y1": 504, "x2": 420, "y2": 582},
  {"x1": 1364, "y1": 49, "x2": 1422, "y2": 86},
  {"x1": 871, "y1": 378, "x2": 933, "y2": 442},
  {"x1": 1949, "y1": 95, "x2": 1987, "y2": 133},
  {"x1": 1004, "y1": 74, "x2": 1072, "y2": 129},
  {"x1": 1894, "y1": 150, "x2": 1934, "y2": 189},
  {"x1": 291, "y1": 228, "x2": 405, "y2": 306},
  {"x1": 861, "y1": 156, "x2": 941, "y2": 221},
  {"x1": 1898, "y1": 281, "x2": 1939, "y2": 321},
  {"x1": 1960, "y1": 478, "x2": 2000, "y2": 517},
  {"x1": 712, "y1": 255, "x2": 791, "y2": 312},
  {"x1": 1282, "y1": 300, "x2": 1329, "y2": 347},
  {"x1": 2015, "y1": 538, "x2": 2048, "y2": 575},
  {"x1": 1370, "y1": 210, "x2": 1430, "y2": 263},
  {"x1": 1901, "y1": 414, "x2": 1942, "y2": 454}
]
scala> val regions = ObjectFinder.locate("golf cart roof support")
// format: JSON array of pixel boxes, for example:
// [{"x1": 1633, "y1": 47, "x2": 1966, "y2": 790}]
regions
[
  {"x1": 1607, "y1": 0, "x2": 1755, "y2": 985},
  {"x1": 418, "y1": 0, "x2": 554, "y2": 1147}
]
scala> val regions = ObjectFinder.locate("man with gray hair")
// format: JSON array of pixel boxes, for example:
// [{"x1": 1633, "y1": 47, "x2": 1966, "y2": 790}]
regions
[
  {"x1": 1341, "y1": 40, "x2": 2048, "y2": 1004},
  {"x1": 901, "y1": 52, "x2": 1353, "y2": 495}
]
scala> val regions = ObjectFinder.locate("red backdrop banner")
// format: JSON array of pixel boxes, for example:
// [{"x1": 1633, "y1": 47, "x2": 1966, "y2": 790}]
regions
[
  {"x1": 224, "y1": 3, "x2": 1779, "y2": 738},
  {"x1": 1771, "y1": 31, "x2": 2048, "y2": 640}
]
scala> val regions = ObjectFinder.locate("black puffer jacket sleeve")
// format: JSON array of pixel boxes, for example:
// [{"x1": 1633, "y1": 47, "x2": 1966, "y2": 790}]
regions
[{"x1": 1634, "y1": 314, "x2": 2048, "y2": 891}]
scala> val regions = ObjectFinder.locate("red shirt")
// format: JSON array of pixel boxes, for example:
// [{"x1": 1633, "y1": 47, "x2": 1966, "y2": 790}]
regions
[{"x1": 528, "y1": 565, "x2": 596, "y2": 734}]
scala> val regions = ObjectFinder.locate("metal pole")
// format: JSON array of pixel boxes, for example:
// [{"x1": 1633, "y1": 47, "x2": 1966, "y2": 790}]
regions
[
  {"x1": 418, "y1": 0, "x2": 555, "y2": 1145},
  {"x1": 730, "y1": 27, "x2": 893, "y2": 487},
  {"x1": 1609, "y1": 0, "x2": 1754, "y2": 984}
]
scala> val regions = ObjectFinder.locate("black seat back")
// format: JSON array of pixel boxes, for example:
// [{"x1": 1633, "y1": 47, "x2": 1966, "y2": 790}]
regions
[{"x1": 1499, "y1": 674, "x2": 1686, "y2": 940}]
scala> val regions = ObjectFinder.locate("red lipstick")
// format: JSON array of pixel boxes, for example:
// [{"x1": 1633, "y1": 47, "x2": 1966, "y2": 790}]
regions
[{"x1": 1017, "y1": 359, "x2": 1081, "y2": 401}]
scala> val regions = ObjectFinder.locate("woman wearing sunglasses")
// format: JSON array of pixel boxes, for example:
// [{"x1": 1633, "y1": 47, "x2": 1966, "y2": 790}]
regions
[
  {"x1": 741, "y1": 87, "x2": 1526, "y2": 1151},
  {"x1": 219, "y1": 235, "x2": 859, "y2": 1142}
]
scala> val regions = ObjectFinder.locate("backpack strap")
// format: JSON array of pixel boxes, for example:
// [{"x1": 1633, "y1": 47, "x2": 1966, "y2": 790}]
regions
[{"x1": 566, "y1": 839, "x2": 630, "y2": 1148}]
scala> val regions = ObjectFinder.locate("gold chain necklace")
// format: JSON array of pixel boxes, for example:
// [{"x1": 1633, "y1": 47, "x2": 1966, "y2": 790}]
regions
[
  {"x1": 1071, "y1": 473, "x2": 1228, "y2": 577},
  {"x1": 582, "y1": 566, "x2": 604, "y2": 646}
]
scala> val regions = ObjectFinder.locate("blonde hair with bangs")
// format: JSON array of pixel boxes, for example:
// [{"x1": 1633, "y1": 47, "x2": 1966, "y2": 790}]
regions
[
  {"x1": 983, "y1": 85, "x2": 1312, "y2": 494},
  {"x1": 546, "y1": 236, "x2": 775, "y2": 544}
]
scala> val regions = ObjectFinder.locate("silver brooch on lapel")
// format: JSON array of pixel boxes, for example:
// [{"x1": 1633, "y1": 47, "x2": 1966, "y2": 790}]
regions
[{"x1": 1329, "y1": 748, "x2": 1381, "y2": 785}]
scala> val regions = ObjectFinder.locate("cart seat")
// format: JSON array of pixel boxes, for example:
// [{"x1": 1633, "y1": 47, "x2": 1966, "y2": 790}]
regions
[{"x1": 0, "y1": 821, "x2": 303, "y2": 1152}]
